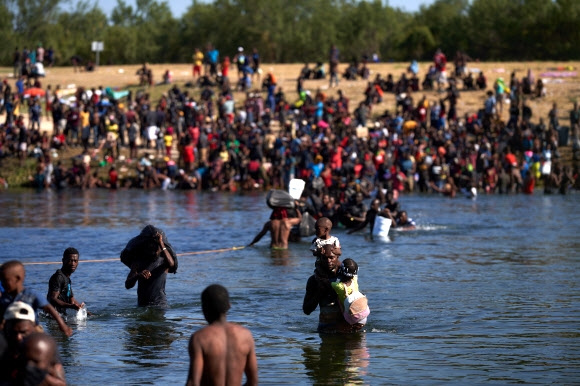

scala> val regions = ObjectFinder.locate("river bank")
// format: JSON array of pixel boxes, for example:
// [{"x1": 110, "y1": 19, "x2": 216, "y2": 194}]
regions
[{"x1": 1, "y1": 61, "x2": 579, "y2": 188}]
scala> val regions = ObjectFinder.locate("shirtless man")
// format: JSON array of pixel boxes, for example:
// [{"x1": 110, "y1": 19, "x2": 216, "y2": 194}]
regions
[
  {"x1": 248, "y1": 204, "x2": 302, "y2": 249},
  {"x1": 186, "y1": 284, "x2": 258, "y2": 386}
]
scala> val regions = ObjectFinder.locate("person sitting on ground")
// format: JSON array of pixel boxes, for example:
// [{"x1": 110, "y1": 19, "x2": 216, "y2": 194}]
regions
[
  {"x1": 476, "y1": 71, "x2": 487, "y2": 90},
  {"x1": 358, "y1": 61, "x2": 370, "y2": 80},
  {"x1": 313, "y1": 62, "x2": 325, "y2": 80},
  {"x1": 299, "y1": 63, "x2": 312, "y2": 80},
  {"x1": 162, "y1": 69, "x2": 172, "y2": 84},
  {"x1": 136, "y1": 63, "x2": 150, "y2": 87},
  {"x1": 0, "y1": 261, "x2": 72, "y2": 336},
  {"x1": 422, "y1": 66, "x2": 436, "y2": 91},
  {"x1": 186, "y1": 284, "x2": 258, "y2": 386},
  {"x1": 343, "y1": 62, "x2": 358, "y2": 80},
  {"x1": 535, "y1": 78, "x2": 545, "y2": 98},
  {"x1": 463, "y1": 72, "x2": 475, "y2": 90}
]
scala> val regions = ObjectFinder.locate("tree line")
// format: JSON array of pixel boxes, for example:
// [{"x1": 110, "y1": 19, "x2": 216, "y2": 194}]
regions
[{"x1": 0, "y1": 0, "x2": 578, "y2": 67}]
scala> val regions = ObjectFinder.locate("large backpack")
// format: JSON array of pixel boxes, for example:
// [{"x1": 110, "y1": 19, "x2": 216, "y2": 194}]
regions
[
  {"x1": 120, "y1": 225, "x2": 178, "y2": 274},
  {"x1": 342, "y1": 284, "x2": 370, "y2": 325}
]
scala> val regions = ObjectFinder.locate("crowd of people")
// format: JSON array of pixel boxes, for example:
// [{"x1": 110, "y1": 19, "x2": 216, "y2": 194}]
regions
[
  {"x1": 1, "y1": 46, "x2": 579, "y2": 201},
  {"x1": 0, "y1": 215, "x2": 373, "y2": 384},
  {"x1": 1, "y1": 44, "x2": 578, "y2": 384},
  {"x1": 0, "y1": 254, "x2": 258, "y2": 385}
]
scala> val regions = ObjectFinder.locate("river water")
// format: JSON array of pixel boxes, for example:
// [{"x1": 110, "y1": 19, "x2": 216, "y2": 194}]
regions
[{"x1": 1, "y1": 189, "x2": 579, "y2": 385}]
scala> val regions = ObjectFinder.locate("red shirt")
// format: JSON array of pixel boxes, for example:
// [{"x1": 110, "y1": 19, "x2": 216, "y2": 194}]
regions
[
  {"x1": 330, "y1": 146, "x2": 343, "y2": 170},
  {"x1": 109, "y1": 169, "x2": 118, "y2": 184},
  {"x1": 505, "y1": 153, "x2": 517, "y2": 166}
]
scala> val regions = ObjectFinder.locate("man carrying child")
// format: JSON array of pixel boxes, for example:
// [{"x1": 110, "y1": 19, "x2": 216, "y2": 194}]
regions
[{"x1": 303, "y1": 245, "x2": 362, "y2": 333}]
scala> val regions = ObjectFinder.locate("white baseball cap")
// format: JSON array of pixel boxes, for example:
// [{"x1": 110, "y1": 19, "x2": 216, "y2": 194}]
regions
[{"x1": 4, "y1": 301, "x2": 36, "y2": 323}]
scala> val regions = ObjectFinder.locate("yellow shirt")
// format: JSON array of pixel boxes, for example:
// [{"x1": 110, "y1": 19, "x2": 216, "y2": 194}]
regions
[
  {"x1": 193, "y1": 52, "x2": 204, "y2": 67},
  {"x1": 403, "y1": 120, "x2": 418, "y2": 133},
  {"x1": 164, "y1": 134, "x2": 173, "y2": 147},
  {"x1": 106, "y1": 123, "x2": 118, "y2": 141},
  {"x1": 331, "y1": 276, "x2": 360, "y2": 305},
  {"x1": 219, "y1": 150, "x2": 229, "y2": 163},
  {"x1": 80, "y1": 111, "x2": 90, "y2": 127}
]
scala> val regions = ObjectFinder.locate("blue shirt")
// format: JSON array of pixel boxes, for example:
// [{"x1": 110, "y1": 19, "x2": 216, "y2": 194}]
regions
[
  {"x1": 16, "y1": 79, "x2": 24, "y2": 94},
  {"x1": 311, "y1": 162, "x2": 324, "y2": 178},
  {"x1": 207, "y1": 49, "x2": 219, "y2": 64},
  {"x1": 0, "y1": 288, "x2": 49, "y2": 324}
]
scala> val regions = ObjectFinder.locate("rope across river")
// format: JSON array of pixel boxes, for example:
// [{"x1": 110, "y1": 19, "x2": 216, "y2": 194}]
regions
[{"x1": 22, "y1": 246, "x2": 246, "y2": 266}]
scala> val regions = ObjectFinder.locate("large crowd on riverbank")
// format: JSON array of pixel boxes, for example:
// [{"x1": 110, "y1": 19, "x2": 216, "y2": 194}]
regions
[{"x1": 1, "y1": 47, "x2": 579, "y2": 200}]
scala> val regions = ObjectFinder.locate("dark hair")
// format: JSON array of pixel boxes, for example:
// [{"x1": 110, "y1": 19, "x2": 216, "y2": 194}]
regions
[
  {"x1": 339, "y1": 258, "x2": 358, "y2": 280},
  {"x1": 63, "y1": 247, "x2": 79, "y2": 260},
  {"x1": 201, "y1": 284, "x2": 230, "y2": 323},
  {"x1": 1, "y1": 260, "x2": 24, "y2": 273}
]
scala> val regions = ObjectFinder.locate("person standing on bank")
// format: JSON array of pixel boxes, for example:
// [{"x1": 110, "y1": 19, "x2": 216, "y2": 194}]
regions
[
  {"x1": 47, "y1": 247, "x2": 87, "y2": 315},
  {"x1": 125, "y1": 232, "x2": 175, "y2": 307}
]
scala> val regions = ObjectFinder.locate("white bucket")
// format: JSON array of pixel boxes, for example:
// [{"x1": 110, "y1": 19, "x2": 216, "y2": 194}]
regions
[
  {"x1": 372, "y1": 217, "x2": 391, "y2": 238},
  {"x1": 289, "y1": 179, "x2": 305, "y2": 200}
]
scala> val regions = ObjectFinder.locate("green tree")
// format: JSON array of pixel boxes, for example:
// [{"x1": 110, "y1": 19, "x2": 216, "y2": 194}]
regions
[
  {"x1": 0, "y1": 2, "x2": 16, "y2": 64},
  {"x1": 52, "y1": 2, "x2": 108, "y2": 65},
  {"x1": 1, "y1": 0, "x2": 580, "y2": 66},
  {"x1": 399, "y1": 25, "x2": 436, "y2": 60}
]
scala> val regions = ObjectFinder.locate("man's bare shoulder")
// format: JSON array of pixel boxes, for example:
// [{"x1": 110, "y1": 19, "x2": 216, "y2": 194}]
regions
[
  {"x1": 225, "y1": 322, "x2": 254, "y2": 340},
  {"x1": 191, "y1": 322, "x2": 253, "y2": 340}
]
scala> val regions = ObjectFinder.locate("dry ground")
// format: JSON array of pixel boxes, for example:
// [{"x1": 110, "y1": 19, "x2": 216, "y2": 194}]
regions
[{"x1": 2, "y1": 60, "x2": 580, "y2": 133}]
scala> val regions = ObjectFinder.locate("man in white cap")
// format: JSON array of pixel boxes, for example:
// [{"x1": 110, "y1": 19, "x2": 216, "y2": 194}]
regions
[
  {"x1": 3, "y1": 301, "x2": 37, "y2": 339},
  {"x1": 1, "y1": 302, "x2": 39, "y2": 379},
  {"x1": 1, "y1": 301, "x2": 66, "y2": 384}
]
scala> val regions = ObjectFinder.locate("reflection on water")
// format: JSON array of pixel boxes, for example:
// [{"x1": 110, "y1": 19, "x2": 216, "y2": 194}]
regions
[
  {"x1": 1, "y1": 191, "x2": 579, "y2": 384},
  {"x1": 123, "y1": 308, "x2": 178, "y2": 367},
  {"x1": 269, "y1": 248, "x2": 292, "y2": 265},
  {"x1": 302, "y1": 333, "x2": 370, "y2": 385}
]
